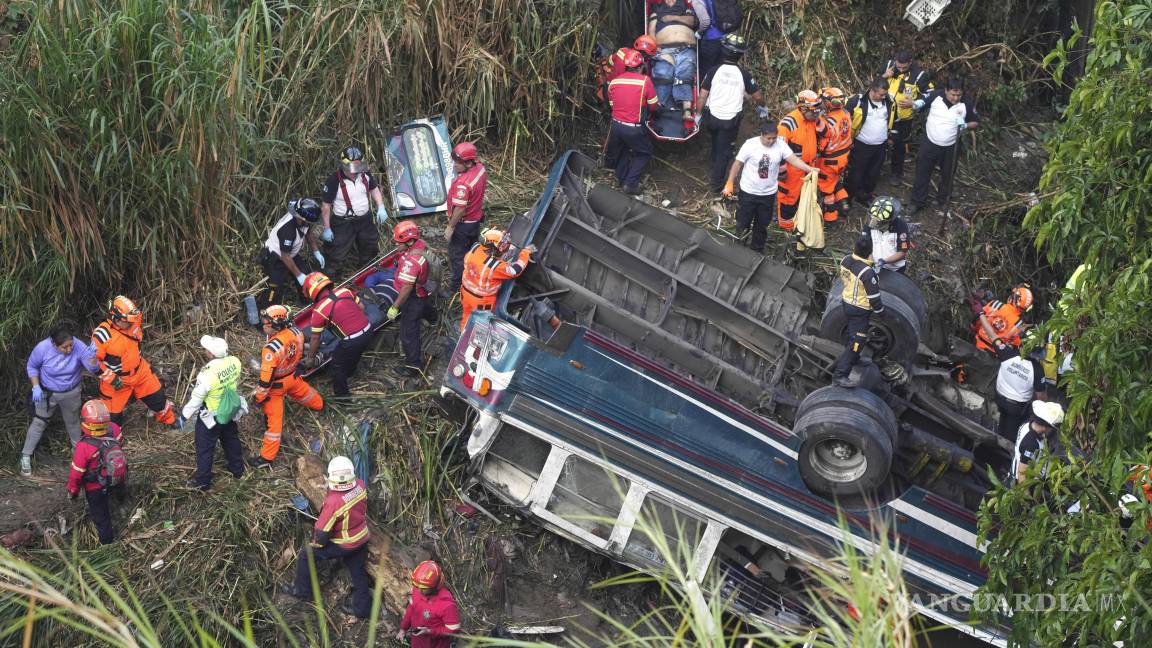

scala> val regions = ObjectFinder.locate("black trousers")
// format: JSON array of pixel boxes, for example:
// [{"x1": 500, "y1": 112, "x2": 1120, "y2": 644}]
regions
[
  {"x1": 448, "y1": 221, "x2": 482, "y2": 293},
  {"x1": 889, "y1": 120, "x2": 913, "y2": 176},
  {"x1": 911, "y1": 138, "x2": 957, "y2": 208},
  {"x1": 192, "y1": 418, "x2": 245, "y2": 489},
  {"x1": 399, "y1": 296, "x2": 438, "y2": 367},
  {"x1": 706, "y1": 111, "x2": 741, "y2": 191},
  {"x1": 330, "y1": 333, "x2": 372, "y2": 397},
  {"x1": 259, "y1": 252, "x2": 311, "y2": 309},
  {"x1": 325, "y1": 214, "x2": 380, "y2": 278},
  {"x1": 846, "y1": 141, "x2": 886, "y2": 200},
  {"x1": 735, "y1": 190, "x2": 777, "y2": 253},
  {"x1": 604, "y1": 121, "x2": 652, "y2": 190},
  {"x1": 996, "y1": 395, "x2": 1031, "y2": 441},
  {"x1": 293, "y1": 542, "x2": 371, "y2": 617},
  {"x1": 833, "y1": 304, "x2": 872, "y2": 379},
  {"x1": 85, "y1": 484, "x2": 125, "y2": 544}
]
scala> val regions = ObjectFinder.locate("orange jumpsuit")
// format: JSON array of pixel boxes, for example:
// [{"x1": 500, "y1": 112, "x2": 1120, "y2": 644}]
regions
[
  {"x1": 776, "y1": 109, "x2": 822, "y2": 230},
  {"x1": 817, "y1": 107, "x2": 853, "y2": 222},
  {"x1": 459, "y1": 245, "x2": 533, "y2": 331},
  {"x1": 91, "y1": 320, "x2": 175, "y2": 425},
  {"x1": 255, "y1": 325, "x2": 323, "y2": 461},
  {"x1": 975, "y1": 301, "x2": 1024, "y2": 353}
]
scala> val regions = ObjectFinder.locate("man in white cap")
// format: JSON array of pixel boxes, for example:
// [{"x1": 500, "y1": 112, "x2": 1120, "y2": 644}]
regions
[
  {"x1": 182, "y1": 335, "x2": 246, "y2": 490},
  {"x1": 1013, "y1": 400, "x2": 1065, "y2": 484}
]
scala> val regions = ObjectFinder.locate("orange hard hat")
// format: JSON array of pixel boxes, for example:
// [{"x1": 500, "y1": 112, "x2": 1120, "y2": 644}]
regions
[
  {"x1": 452, "y1": 142, "x2": 478, "y2": 163},
  {"x1": 80, "y1": 399, "x2": 111, "y2": 436},
  {"x1": 481, "y1": 228, "x2": 509, "y2": 253},
  {"x1": 261, "y1": 305, "x2": 291, "y2": 329},
  {"x1": 1010, "y1": 285, "x2": 1034, "y2": 312},
  {"x1": 621, "y1": 48, "x2": 645, "y2": 69},
  {"x1": 392, "y1": 220, "x2": 421, "y2": 244},
  {"x1": 796, "y1": 90, "x2": 821, "y2": 110},
  {"x1": 633, "y1": 35, "x2": 658, "y2": 57},
  {"x1": 108, "y1": 296, "x2": 141, "y2": 325},
  {"x1": 820, "y1": 86, "x2": 846, "y2": 108},
  {"x1": 302, "y1": 273, "x2": 333, "y2": 301},
  {"x1": 411, "y1": 560, "x2": 442, "y2": 589}
]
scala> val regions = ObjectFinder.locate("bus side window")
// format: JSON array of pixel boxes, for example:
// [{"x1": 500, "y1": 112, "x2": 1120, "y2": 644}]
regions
[{"x1": 623, "y1": 495, "x2": 705, "y2": 572}]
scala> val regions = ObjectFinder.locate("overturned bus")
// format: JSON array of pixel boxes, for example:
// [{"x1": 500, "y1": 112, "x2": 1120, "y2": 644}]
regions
[{"x1": 439, "y1": 151, "x2": 1011, "y2": 644}]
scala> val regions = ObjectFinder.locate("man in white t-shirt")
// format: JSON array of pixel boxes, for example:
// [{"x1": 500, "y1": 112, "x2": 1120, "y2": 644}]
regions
[
  {"x1": 721, "y1": 121, "x2": 817, "y2": 252},
  {"x1": 909, "y1": 77, "x2": 980, "y2": 214},
  {"x1": 696, "y1": 34, "x2": 768, "y2": 193},
  {"x1": 844, "y1": 78, "x2": 894, "y2": 207}
]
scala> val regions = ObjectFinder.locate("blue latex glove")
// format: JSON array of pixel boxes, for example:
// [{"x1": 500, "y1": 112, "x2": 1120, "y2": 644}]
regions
[
  {"x1": 913, "y1": 99, "x2": 925, "y2": 111},
  {"x1": 31, "y1": 385, "x2": 43, "y2": 403},
  {"x1": 954, "y1": 116, "x2": 967, "y2": 130},
  {"x1": 874, "y1": 259, "x2": 886, "y2": 272},
  {"x1": 375, "y1": 204, "x2": 390, "y2": 225},
  {"x1": 321, "y1": 227, "x2": 334, "y2": 243},
  {"x1": 172, "y1": 413, "x2": 186, "y2": 432},
  {"x1": 296, "y1": 273, "x2": 306, "y2": 286},
  {"x1": 387, "y1": 306, "x2": 400, "y2": 320},
  {"x1": 757, "y1": 106, "x2": 770, "y2": 119},
  {"x1": 313, "y1": 250, "x2": 325, "y2": 269}
]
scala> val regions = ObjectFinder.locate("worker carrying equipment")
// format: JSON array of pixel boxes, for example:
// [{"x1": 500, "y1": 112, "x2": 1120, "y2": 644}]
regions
[
  {"x1": 459, "y1": 228, "x2": 536, "y2": 331},
  {"x1": 975, "y1": 284, "x2": 1032, "y2": 353},
  {"x1": 775, "y1": 91, "x2": 824, "y2": 230},
  {"x1": 816, "y1": 86, "x2": 852, "y2": 222},
  {"x1": 249, "y1": 305, "x2": 323, "y2": 469},
  {"x1": 91, "y1": 296, "x2": 182, "y2": 430},
  {"x1": 397, "y1": 560, "x2": 462, "y2": 646},
  {"x1": 286, "y1": 455, "x2": 371, "y2": 618},
  {"x1": 67, "y1": 399, "x2": 127, "y2": 545}
]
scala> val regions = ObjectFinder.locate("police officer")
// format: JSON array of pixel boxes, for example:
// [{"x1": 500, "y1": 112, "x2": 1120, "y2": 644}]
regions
[
  {"x1": 181, "y1": 335, "x2": 245, "y2": 490},
  {"x1": 320, "y1": 146, "x2": 390, "y2": 277},
  {"x1": 861, "y1": 196, "x2": 911, "y2": 273},
  {"x1": 302, "y1": 272, "x2": 372, "y2": 398},
  {"x1": 832, "y1": 236, "x2": 884, "y2": 387},
  {"x1": 879, "y1": 51, "x2": 932, "y2": 179},
  {"x1": 993, "y1": 340, "x2": 1048, "y2": 441},
  {"x1": 605, "y1": 49, "x2": 659, "y2": 195},
  {"x1": 259, "y1": 198, "x2": 325, "y2": 308},
  {"x1": 1013, "y1": 401, "x2": 1064, "y2": 483},
  {"x1": 386, "y1": 221, "x2": 438, "y2": 378},
  {"x1": 444, "y1": 142, "x2": 488, "y2": 295},
  {"x1": 695, "y1": 33, "x2": 768, "y2": 193}
]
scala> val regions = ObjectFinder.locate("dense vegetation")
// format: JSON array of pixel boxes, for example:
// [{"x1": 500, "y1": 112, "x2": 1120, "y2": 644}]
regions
[{"x1": 979, "y1": 0, "x2": 1152, "y2": 644}]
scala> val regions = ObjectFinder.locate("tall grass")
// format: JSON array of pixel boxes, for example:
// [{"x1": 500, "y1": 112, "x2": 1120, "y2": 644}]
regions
[{"x1": 0, "y1": 0, "x2": 600, "y2": 404}]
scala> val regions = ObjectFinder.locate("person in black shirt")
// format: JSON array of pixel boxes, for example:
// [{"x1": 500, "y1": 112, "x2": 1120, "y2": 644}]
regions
[{"x1": 258, "y1": 198, "x2": 323, "y2": 308}]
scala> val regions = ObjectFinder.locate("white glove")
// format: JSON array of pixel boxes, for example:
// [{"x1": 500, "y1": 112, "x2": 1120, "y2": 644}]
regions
[
  {"x1": 296, "y1": 273, "x2": 306, "y2": 286},
  {"x1": 757, "y1": 106, "x2": 770, "y2": 119},
  {"x1": 321, "y1": 227, "x2": 334, "y2": 242},
  {"x1": 313, "y1": 250, "x2": 325, "y2": 269},
  {"x1": 913, "y1": 99, "x2": 925, "y2": 110},
  {"x1": 375, "y1": 204, "x2": 390, "y2": 225}
]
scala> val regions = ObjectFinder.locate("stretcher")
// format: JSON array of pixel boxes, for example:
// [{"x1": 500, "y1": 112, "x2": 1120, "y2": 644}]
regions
[{"x1": 643, "y1": 0, "x2": 701, "y2": 142}]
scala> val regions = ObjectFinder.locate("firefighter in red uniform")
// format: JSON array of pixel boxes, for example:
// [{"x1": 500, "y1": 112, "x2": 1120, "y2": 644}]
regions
[
  {"x1": 286, "y1": 456, "x2": 371, "y2": 618},
  {"x1": 91, "y1": 296, "x2": 181, "y2": 429},
  {"x1": 816, "y1": 87, "x2": 853, "y2": 222},
  {"x1": 775, "y1": 90, "x2": 823, "y2": 230},
  {"x1": 444, "y1": 141, "x2": 488, "y2": 295},
  {"x1": 975, "y1": 285, "x2": 1033, "y2": 353},
  {"x1": 609, "y1": 35, "x2": 659, "y2": 80},
  {"x1": 605, "y1": 49, "x2": 659, "y2": 195},
  {"x1": 396, "y1": 560, "x2": 462, "y2": 647},
  {"x1": 249, "y1": 305, "x2": 324, "y2": 468},
  {"x1": 459, "y1": 229, "x2": 536, "y2": 331},
  {"x1": 387, "y1": 221, "x2": 437, "y2": 378},
  {"x1": 302, "y1": 273, "x2": 372, "y2": 398},
  {"x1": 67, "y1": 400, "x2": 127, "y2": 545}
]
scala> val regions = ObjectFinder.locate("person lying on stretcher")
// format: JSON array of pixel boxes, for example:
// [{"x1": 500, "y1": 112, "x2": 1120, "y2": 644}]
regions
[{"x1": 647, "y1": 0, "x2": 709, "y2": 115}]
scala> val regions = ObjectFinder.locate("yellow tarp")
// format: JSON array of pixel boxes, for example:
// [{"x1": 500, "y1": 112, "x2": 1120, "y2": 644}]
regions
[{"x1": 795, "y1": 170, "x2": 824, "y2": 251}]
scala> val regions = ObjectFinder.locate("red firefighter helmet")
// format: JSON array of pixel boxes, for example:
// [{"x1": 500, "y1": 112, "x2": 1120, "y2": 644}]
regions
[
  {"x1": 302, "y1": 273, "x2": 333, "y2": 301},
  {"x1": 621, "y1": 48, "x2": 645, "y2": 69},
  {"x1": 392, "y1": 220, "x2": 421, "y2": 244},
  {"x1": 633, "y1": 35, "x2": 658, "y2": 57},
  {"x1": 452, "y1": 141, "x2": 478, "y2": 163},
  {"x1": 80, "y1": 399, "x2": 111, "y2": 436},
  {"x1": 411, "y1": 560, "x2": 443, "y2": 589},
  {"x1": 108, "y1": 296, "x2": 142, "y2": 325}
]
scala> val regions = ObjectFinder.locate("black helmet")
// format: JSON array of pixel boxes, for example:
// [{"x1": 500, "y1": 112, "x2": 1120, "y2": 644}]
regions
[
  {"x1": 289, "y1": 198, "x2": 321, "y2": 223},
  {"x1": 341, "y1": 146, "x2": 366, "y2": 174},
  {"x1": 721, "y1": 33, "x2": 747, "y2": 58}
]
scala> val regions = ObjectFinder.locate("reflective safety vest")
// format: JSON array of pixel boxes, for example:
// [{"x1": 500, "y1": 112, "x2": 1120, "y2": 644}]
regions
[
  {"x1": 259, "y1": 326, "x2": 305, "y2": 387},
  {"x1": 314, "y1": 480, "x2": 369, "y2": 549},
  {"x1": 819, "y1": 108, "x2": 853, "y2": 157},
  {"x1": 91, "y1": 320, "x2": 150, "y2": 381},
  {"x1": 461, "y1": 245, "x2": 532, "y2": 299},
  {"x1": 200, "y1": 356, "x2": 242, "y2": 413},
  {"x1": 777, "y1": 108, "x2": 820, "y2": 164}
]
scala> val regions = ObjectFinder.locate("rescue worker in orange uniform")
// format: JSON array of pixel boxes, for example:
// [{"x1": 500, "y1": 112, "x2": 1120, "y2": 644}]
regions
[
  {"x1": 91, "y1": 296, "x2": 181, "y2": 429},
  {"x1": 459, "y1": 229, "x2": 536, "y2": 332},
  {"x1": 775, "y1": 90, "x2": 824, "y2": 231},
  {"x1": 816, "y1": 87, "x2": 853, "y2": 222},
  {"x1": 249, "y1": 305, "x2": 324, "y2": 469},
  {"x1": 975, "y1": 285, "x2": 1033, "y2": 353}
]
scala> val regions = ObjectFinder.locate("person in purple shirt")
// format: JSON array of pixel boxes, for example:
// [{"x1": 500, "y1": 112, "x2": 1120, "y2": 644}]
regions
[{"x1": 22, "y1": 324, "x2": 98, "y2": 477}]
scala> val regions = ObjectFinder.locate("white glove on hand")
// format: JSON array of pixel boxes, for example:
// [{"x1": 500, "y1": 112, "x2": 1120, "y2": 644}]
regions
[
  {"x1": 296, "y1": 273, "x2": 306, "y2": 286},
  {"x1": 954, "y1": 116, "x2": 967, "y2": 130},
  {"x1": 913, "y1": 99, "x2": 925, "y2": 111},
  {"x1": 313, "y1": 250, "x2": 325, "y2": 269},
  {"x1": 757, "y1": 106, "x2": 770, "y2": 119},
  {"x1": 375, "y1": 204, "x2": 390, "y2": 225},
  {"x1": 321, "y1": 227, "x2": 334, "y2": 243}
]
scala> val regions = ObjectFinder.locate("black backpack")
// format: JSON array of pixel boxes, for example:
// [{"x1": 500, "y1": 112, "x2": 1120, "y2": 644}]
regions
[
  {"x1": 710, "y1": 0, "x2": 743, "y2": 34},
  {"x1": 82, "y1": 436, "x2": 128, "y2": 490}
]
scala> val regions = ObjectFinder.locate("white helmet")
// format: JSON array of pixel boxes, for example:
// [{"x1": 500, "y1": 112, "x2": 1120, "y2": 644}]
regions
[
  {"x1": 1032, "y1": 401, "x2": 1065, "y2": 429},
  {"x1": 326, "y1": 456, "x2": 356, "y2": 491}
]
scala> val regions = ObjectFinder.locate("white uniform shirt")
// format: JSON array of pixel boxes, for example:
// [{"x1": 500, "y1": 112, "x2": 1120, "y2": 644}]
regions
[
  {"x1": 264, "y1": 213, "x2": 308, "y2": 257},
  {"x1": 996, "y1": 355, "x2": 1042, "y2": 403},
  {"x1": 734, "y1": 137, "x2": 793, "y2": 196},
  {"x1": 702, "y1": 63, "x2": 757, "y2": 121},
  {"x1": 856, "y1": 98, "x2": 889, "y2": 146},
  {"x1": 924, "y1": 94, "x2": 978, "y2": 147}
]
